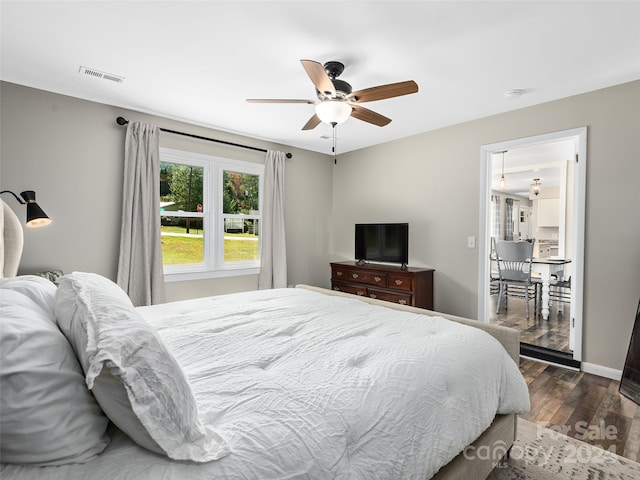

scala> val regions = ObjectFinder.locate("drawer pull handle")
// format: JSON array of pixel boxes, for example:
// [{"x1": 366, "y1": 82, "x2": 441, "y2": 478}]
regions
[
  {"x1": 369, "y1": 294, "x2": 377, "y2": 299},
  {"x1": 374, "y1": 276, "x2": 382, "y2": 282},
  {"x1": 352, "y1": 273, "x2": 359, "y2": 279},
  {"x1": 395, "y1": 280, "x2": 404, "y2": 286},
  {"x1": 399, "y1": 300, "x2": 407, "y2": 305},
  {"x1": 336, "y1": 271, "x2": 343, "y2": 276}
]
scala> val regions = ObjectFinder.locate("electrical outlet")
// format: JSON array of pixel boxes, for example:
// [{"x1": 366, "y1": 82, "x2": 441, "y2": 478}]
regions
[{"x1": 467, "y1": 236, "x2": 476, "y2": 248}]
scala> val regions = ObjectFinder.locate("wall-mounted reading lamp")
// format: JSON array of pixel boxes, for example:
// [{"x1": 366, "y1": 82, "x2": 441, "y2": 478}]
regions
[{"x1": 0, "y1": 190, "x2": 52, "y2": 227}]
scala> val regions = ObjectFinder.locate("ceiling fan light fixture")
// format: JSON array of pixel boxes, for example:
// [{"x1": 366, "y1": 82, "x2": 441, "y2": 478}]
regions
[
  {"x1": 315, "y1": 100, "x2": 352, "y2": 126},
  {"x1": 248, "y1": 59, "x2": 418, "y2": 132}
]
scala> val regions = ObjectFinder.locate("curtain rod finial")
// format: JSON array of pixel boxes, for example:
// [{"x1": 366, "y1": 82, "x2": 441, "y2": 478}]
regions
[{"x1": 116, "y1": 116, "x2": 128, "y2": 126}]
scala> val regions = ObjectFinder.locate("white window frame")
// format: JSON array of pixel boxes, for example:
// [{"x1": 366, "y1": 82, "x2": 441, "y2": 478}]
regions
[
  {"x1": 217, "y1": 160, "x2": 264, "y2": 271},
  {"x1": 160, "y1": 147, "x2": 264, "y2": 282}
]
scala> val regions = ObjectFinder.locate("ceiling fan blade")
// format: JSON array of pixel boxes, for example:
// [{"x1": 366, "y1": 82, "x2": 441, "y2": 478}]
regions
[
  {"x1": 300, "y1": 59, "x2": 336, "y2": 97},
  {"x1": 246, "y1": 99, "x2": 315, "y2": 104},
  {"x1": 302, "y1": 114, "x2": 321, "y2": 131},
  {"x1": 348, "y1": 80, "x2": 418, "y2": 103},
  {"x1": 350, "y1": 105, "x2": 391, "y2": 127}
]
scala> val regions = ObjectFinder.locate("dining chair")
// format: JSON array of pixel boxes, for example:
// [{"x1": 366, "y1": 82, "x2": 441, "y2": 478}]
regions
[
  {"x1": 495, "y1": 239, "x2": 538, "y2": 320},
  {"x1": 549, "y1": 275, "x2": 571, "y2": 309}
]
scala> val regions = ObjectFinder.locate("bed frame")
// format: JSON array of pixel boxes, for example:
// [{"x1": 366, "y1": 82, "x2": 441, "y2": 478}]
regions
[{"x1": 297, "y1": 285, "x2": 520, "y2": 480}]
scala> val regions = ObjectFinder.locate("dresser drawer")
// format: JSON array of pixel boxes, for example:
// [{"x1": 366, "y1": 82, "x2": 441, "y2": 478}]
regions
[
  {"x1": 367, "y1": 287, "x2": 413, "y2": 306},
  {"x1": 331, "y1": 280, "x2": 367, "y2": 297},
  {"x1": 388, "y1": 274, "x2": 413, "y2": 291},
  {"x1": 332, "y1": 266, "x2": 387, "y2": 287}
]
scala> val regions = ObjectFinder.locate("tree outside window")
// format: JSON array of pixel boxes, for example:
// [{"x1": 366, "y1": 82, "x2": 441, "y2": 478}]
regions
[
  {"x1": 160, "y1": 162, "x2": 205, "y2": 265},
  {"x1": 222, "y1": 170, "x2": 260, "y2": 262}
]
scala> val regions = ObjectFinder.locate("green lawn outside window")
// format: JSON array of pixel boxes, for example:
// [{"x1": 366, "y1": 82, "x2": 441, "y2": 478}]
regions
[{"x1": 161, "y1": 227, "x2": 258, "y2": 265}]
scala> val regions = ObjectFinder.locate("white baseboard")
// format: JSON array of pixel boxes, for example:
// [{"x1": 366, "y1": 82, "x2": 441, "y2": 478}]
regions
[{"x1": 582, "y1": 362, "x2": 623, "y2": 381}]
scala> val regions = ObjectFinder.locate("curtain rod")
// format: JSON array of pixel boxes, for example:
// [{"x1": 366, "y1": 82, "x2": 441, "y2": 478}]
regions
[{"x1": 116, "y1": 117, "x2": 292, "y2": 159}]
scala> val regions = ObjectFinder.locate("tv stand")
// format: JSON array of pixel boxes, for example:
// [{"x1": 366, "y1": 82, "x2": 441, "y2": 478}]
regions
[{"x1": 330, "y1": 261, "x2": 434, "y2": 309}]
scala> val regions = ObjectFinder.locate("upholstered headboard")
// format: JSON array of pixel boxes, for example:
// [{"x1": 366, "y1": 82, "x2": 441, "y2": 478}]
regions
[{"x1": 0, "y1": 199, "x2": 24, "y2": 278}]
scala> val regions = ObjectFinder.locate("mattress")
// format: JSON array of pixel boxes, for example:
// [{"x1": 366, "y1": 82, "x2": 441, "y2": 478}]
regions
[{"x1": 1, "y1": 287, "x2": 529, "y2": 479}]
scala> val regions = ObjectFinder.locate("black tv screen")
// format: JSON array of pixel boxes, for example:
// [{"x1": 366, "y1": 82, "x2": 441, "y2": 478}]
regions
[{"x1": 355, "y1": 223, "x2": 409, "y2": 266}]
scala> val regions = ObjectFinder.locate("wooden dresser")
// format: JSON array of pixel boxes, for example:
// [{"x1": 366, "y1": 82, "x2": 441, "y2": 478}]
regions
[{"x1": 330, "y1": 261, "x2": 434, "y2": 310}]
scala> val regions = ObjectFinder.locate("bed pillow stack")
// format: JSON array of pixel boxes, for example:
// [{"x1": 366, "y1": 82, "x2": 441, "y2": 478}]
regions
[
  {"x1": 0, "y1": 276, "x2": 110, "y2": 465},
  {"x1": 54, "y1": 271, "x2": 230, "y2": 462}
]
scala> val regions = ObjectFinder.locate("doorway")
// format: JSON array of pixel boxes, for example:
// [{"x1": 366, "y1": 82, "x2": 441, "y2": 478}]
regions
[{"x1": 478, "y1": 128, "x2": 586, "y2": 367}]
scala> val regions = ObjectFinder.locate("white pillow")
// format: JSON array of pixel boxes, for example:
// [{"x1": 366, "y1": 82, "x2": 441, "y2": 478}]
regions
[
  {"x1": 55, "y1": 272, "x2": 230, "y2": 462},
  {"x1": 0, "y1": 275, "x2": 109, "y2": 465}
]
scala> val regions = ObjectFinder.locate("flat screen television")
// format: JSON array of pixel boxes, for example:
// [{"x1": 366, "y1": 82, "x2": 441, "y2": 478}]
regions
[{"x1": 355, "y1": 223, "x2": 409, "y2": 268}]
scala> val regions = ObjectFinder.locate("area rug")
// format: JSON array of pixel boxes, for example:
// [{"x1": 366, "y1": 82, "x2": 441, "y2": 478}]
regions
[{"x1": 486, "y1": 418, "x2": 640, "y2": 479}]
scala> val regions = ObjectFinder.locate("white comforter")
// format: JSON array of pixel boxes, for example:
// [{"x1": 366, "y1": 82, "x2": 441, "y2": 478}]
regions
[{"x1": 3, "y1": 288, "x2": 529, "y2": 480}]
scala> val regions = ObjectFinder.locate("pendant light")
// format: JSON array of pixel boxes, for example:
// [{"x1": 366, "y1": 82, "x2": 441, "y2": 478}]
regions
[
  {"x1": 498, "y1": 151, "x2": 508, "y2": 190},
  {"x1": 531, "y1": 178, "x2": 541, "y2": 196}
]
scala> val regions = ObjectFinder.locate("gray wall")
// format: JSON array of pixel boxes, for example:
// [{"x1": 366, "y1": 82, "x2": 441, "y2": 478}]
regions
[
  {"x1": 2, "y1": 80, "x2": 639, "y2": 372},
  {"x1": 0, "y1": 82, "x2": 334, "y2": 302},
  {"x1": 332, "y1": 80, "x2": 640, "y2": 371}
]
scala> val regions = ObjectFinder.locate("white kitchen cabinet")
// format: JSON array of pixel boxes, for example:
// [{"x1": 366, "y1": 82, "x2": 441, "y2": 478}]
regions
[{"x1": 537, "y1": 198, "x2": 559, "y2": 227}]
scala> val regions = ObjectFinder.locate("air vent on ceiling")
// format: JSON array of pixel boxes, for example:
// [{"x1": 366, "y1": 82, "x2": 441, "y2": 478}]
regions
[{"x1": 79, "y1": 66, "x2": 125, "y2": 83}]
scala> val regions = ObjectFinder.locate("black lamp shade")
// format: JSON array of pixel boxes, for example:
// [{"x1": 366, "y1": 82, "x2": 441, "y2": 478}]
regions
[{"x1": 20, "y1": 190, "x2": 52, "y2": 228}]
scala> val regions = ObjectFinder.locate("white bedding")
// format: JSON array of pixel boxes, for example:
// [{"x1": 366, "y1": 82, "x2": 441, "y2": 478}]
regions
[{"x1": 2, "y1": 287, "x2": 529, "y2": 480}]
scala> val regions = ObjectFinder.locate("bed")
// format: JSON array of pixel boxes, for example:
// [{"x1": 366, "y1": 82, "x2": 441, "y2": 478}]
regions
[{"x1": 0, "y1": 273, "x2": 529, "y2": 480}]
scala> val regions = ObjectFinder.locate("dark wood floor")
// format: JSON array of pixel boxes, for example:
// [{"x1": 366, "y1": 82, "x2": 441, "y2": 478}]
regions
[
  {"x1": 521, "y1": 358, "x2": 640, "y2": 462},
  {"x1": 490, "y1": 293, "x2": 571, "y2": 353}
]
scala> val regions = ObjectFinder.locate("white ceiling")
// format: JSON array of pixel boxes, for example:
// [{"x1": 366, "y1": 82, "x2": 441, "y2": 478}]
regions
[{"x1": 1, "y1": 1, "x2": 639, "y2": 155}]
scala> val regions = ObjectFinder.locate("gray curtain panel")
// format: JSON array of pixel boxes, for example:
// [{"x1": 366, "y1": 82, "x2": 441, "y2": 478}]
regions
[
  {"x1": 504, "y1": 198, "x2": 514, "y2": 241},
  {"x1": 490, "y1": 195, "x2": 501, "y2": 241},
  {"x1": 258, "y1": 150, "x2": 287, "y2": 289},
  {"x1": 116, "y1": 122, "x2": 165, "y2": 306}
]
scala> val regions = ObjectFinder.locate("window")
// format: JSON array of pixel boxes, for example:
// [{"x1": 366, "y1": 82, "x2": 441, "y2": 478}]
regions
[{"x1": 159, "y1": 148, "x2": 264, "y2": 280}]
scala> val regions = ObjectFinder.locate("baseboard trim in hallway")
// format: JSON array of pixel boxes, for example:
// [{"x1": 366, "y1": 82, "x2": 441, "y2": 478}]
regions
[
  {"x1": 520, "y1": 343, "x2": 580, "y2": 369},
  {"x1": 520, "y1": 354, "x2": 580, "y2": 372},
  {"x1": 519, "y1": 346, "x2": 624, "y2": 381}
]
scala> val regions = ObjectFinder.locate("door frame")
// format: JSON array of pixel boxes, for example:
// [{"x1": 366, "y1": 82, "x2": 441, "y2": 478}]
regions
[{"x1": 477, "y1": 127, "x2": 587, "y2": 361}]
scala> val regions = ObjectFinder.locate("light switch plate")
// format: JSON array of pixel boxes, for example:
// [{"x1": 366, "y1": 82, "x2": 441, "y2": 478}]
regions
[{"x1": 467, "y1": 236, "x2": 476, "y2": 248}]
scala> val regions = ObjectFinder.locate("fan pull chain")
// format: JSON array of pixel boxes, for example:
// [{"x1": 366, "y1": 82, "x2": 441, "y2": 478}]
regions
[{"x1": 332, "y1": 124, "x2": 337, "y2": 164}]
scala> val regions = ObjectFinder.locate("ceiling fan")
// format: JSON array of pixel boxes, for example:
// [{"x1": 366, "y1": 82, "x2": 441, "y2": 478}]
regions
[{"x1": 246, "y1": 59, "x2": 418, "y2": 130}]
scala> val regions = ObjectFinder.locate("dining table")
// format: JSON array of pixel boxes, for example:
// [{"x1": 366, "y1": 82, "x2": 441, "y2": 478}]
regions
[{"x1": 532, "y1": 257, "x2": 572, "y2": 320}]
